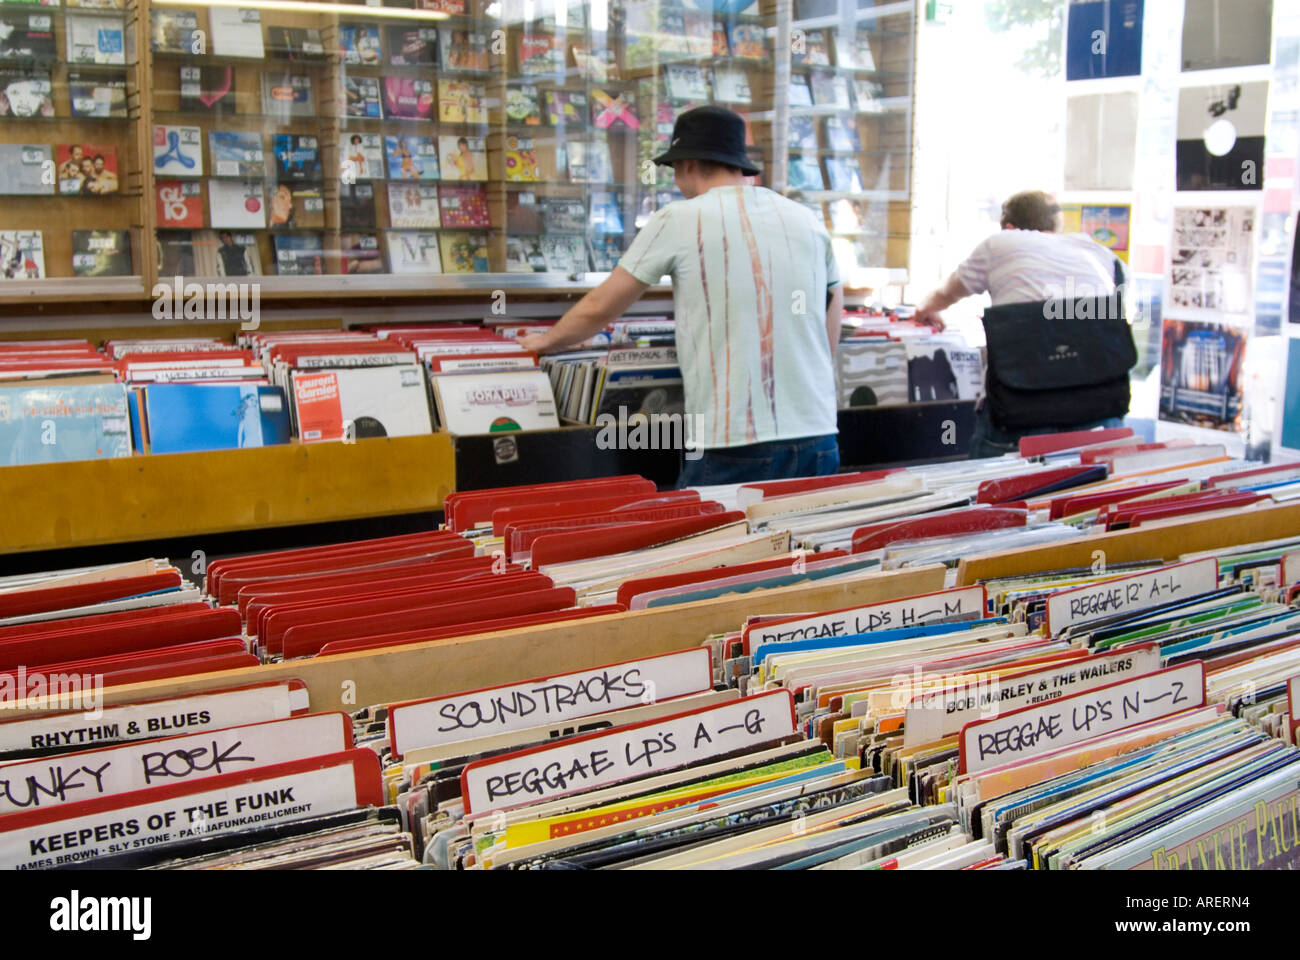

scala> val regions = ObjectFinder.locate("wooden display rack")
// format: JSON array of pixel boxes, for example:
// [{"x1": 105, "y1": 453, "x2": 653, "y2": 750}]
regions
[
  {"x1": 0, "y1": 433, "x2": 454, "y2": 554},
  {"x1": 5, "y1": 500, "x2": 1297, "y2": 725},
  {"x1": 4, "y1": 564, "x2": 947, "y2": 718}
]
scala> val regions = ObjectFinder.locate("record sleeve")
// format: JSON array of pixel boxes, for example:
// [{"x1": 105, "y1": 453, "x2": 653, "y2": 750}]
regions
[
  {"x1": 71, "y1": 230, "x2": 131, "y2": 277},
  {"x1": 0, "y1": 143, "x2": 53, "y2": 195},
  {"x1": 153, "y1": 124, "x2": 203, "y2": 177},
  {"x1": 387, "y1": 182, "x2": 440, "y2": 228},
  {"x1": 342, "y1": 133, "x2": 384, "y2": 180},
  {"x1": 439, "y1": 135, "x2": 488, "y2": 181},
  {"x1": 385, "y1": 230, "x2": 442, "y2": 274},
  {"x1": 0, "y1": 68, "x2": 51, "y2": 117},
  {"x1": 0, "y1": 231, "x2": 43, "y2": 280},
  {"x1": 155, "y1": 179, "x2": 203, "y2": 229},
  {"x1": 273, "y1": 233, "x2": 323, "y2": 275}
]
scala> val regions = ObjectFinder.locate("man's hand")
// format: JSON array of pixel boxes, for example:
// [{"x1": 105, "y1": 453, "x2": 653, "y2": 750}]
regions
[
  {"x1": 516, "y1": 332, "x2": 551, "y2": 354},
  {"x1": 911, "y1": 306, "x2": 946, "y2": 332}
]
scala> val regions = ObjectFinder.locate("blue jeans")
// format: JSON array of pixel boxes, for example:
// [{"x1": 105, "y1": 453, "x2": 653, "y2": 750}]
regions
[
  {"x1": 677, "y1": 434, "x2": 840, "y2": 488},
  {"x1": 969, "y1": 403, "x2": 1125, "y2": 459}
]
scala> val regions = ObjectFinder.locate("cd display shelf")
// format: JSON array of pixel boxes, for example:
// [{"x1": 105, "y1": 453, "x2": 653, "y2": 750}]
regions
[
  {"x1": 0, "y1": 0, "x2": 917, "y2": 313},
  {"x1": 0, "y1": 399, "x2": 970, "y2": 557},
  {"x1": 4, "y1": 502, "x2": 1299, "y2": 721}
]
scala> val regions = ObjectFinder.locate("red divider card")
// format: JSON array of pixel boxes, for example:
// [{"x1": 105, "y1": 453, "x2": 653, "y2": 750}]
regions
[
  {"x1": 735, "y1": 469, "x2": 902, "y2": 505},
  {"x1": 234, "y1": 555, "x2": 499, "y2": 616},
  {"x1": 387, "y1": 646, "x2": 714, "y2": 757},
  {"x1": 0, "y1": 607, "x2": 243, "y2": 671},
  {"x1": 1104, "y1": 491, "x2": 1264, "y2": 529},
  {"x1": 95, "y1": 653, "x2": 261, "y2": 688},
  {"x1": 0, "y1": 571, "x2": 185, "y2": 620},
  {"x1": 316, "y1": 604, "x2": 627, "y2": 657},
  {"x1": 0, "y1": 602, "x2": 214, "y2": 643},
  {"x1": 1049, "y1": 480, "x2": 1189, "y2": 520},
  {"x1": 0, "y1": 712, "x2": 352, "y2": 815},
  {"x1": 262, "y1": 571, "x2": 552, "y2": 653},
  {"x1": 0, "y1": 749, "x2": 383, "y2": 870},
  {"x1": 506, "y1": 502, "x2": 728, "y2": 561},
  {"x1": 975, "y1": 465, "x2": 1108, "y2": 504},
  {"x1": 851, "y1": 507, "x2": 1026, "y2": 553},
  {"x1": 1206, "y1": 462, "x2": 1300, "y2": 488},
  {"x1": 245, "y1": 565, "x2": 520, "y2": 635},
  {"x1": 1078, "y1": 440, "x2": 1187, "y2": 465},
  {"x1": 616, "y1": 551, "x2": 849, "y2": 609},
  {"x1": 0, "y1": 638, "x2": 247, "y2": 685},
  {"x1": 0, "y1": 680, "x2": 310, "y2": 755},
  {"x1": 530, "y1": 511, "x2": 747, "y2": 567},
  {"x1": 205, "y1": 530, "x2": 465, "y2": 592},
  {"x1": 428, "y1": 351, "x2": 537, "y2": 372},
  {"x1": 957, "y1": 661, "x2": 1206, "y2": 775},
  {"x1": 1018, "y1": 427, "x2": 1133, "y2": 458},
  {"x1": 444, "y1": 476, "x2": 653, "y2": 531},
  {"x1": 459, "y1": 690, "x2": 797, "y2": 814},
  {"x1": 491, "y1": 490, "x2": 700, "y2": 536},
  {"x1": 279, "y1": 587, "x2": 577, "y2": 659},
  {"x1": 213, "y1": 541, "x2": 475, "y2": 605}
]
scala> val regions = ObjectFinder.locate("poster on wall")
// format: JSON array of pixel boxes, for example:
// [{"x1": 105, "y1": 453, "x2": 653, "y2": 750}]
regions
[
  {"x1": 1175, "y1": 82, "x2": 1268, "y2": 191},
  {"x1": 1064, "y1": 92, "x2": 1138, "y2": 190},
  {"x1": 1158, "y1": 317, "x2": 1247, "y2": 432},
  {"x1": 1290, "y1": 211, "x2": 1300, "y2": 325},
  {"x1": 1278, "y1": 338, "x2": 1300, "y2": 454},
  {"x1": 1066, "y1": 0, "x2": 1143, "y2": 80},
  {"x1": 1169, "y1": 206, "x2": 1256, "y2": 316},
  {"x1": 1062, "y1": 203, "x2": 1131, "y2": 263},
  {"x1": 1181, "y1": 0, "x2": 1273, "y2": 72}
]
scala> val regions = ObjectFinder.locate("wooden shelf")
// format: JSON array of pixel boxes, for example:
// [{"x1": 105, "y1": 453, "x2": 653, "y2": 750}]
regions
[{"x1": 0, "y1": 433, "x2": 455, "y2": 555}]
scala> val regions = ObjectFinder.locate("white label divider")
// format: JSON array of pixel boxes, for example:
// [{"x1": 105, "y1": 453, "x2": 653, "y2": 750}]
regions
[
  {"x1": 388, "y1": 647, "x2": 713, "y2": 758},
  {"x1": 0, "y1": 712, "x2": 350, "y2": 815},
  {"x1": 903, "y1": 644, "x2": 1163, "y2": 748},
  {"x1": 1045, "y1": 559, "x2": 1220, "y2": 635},
  {"x1": 959, "y1": 661, "x2": 1206, "y2": 775},
  {"x1": 0, "y1": 750, "x2": 379, "y2": 871},
  {"x1": 742, "y1": 586, "x2": 986, "y2": 651},
  {"x1": 0, "y1": 681, "x2": 310, "y2": 755},
  {"x1": 460, "y1": 690, "x2": 796, "y2": 814}
]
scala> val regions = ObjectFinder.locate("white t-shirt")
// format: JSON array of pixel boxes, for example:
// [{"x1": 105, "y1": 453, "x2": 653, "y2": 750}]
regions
[
  {"x1": 618, "y1": 185, "x2": 839, "y2": 450},
  {"x1": 954, "y1": 229, "x2": 1121, "y2": 305}
]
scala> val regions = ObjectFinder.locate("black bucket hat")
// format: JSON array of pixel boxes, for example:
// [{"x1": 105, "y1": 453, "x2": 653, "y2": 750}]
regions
[{"x1": 652, "y1": 105, "x2": 761, "y2": 177}]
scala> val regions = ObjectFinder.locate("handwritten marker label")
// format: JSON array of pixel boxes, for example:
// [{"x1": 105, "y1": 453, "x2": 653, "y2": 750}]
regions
[
  {"x1": 742, "y1": 586, "x2": 986, "y2": 652},
  {"x1": 388, "y1": 647, "x2": 713, "y2": 757},
  {"x1": 1046, "y1": 559, "x2": 1219, "y2": 635},
  {"x1": 903, "y1": 645, "x2": 1163, "y2": 748},
  {"x1": 959, "y1": 662, "x2": 1205, "y2": 775},
  {"x1": 0, "y1": 682, "x2": 310, "y2": 755},
  {"x1": 460, "y1": 690, "x2": 796, "y2": 814},
  {"x1": 0, "y1": 712, "x2": 350, "y2": 815},
  {"x1": 0, "y1": 750, "x2": 381, "y2": 871}
]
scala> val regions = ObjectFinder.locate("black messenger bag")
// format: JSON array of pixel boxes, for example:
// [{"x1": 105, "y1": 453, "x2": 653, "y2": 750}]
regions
[{"x1": 980, "y1": 260, "x2": 1136, "y2": 432}]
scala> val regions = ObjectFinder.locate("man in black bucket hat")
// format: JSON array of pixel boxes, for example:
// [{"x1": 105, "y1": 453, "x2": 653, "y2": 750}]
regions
[{"x1": 519, "y1": 105, "x2": 842, "y2": 487}]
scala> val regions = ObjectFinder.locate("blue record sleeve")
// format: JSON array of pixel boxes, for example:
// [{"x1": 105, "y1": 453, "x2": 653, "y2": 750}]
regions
[
  {"x1": 0, "y1": 383, "x2": 131, "y2": 465},
  {"x1": 1066, "y1": 0, "x2": 1142, "y2": 80},
  {"x1": 143, "y1": 383, "x2": 291, "y2": 454}
]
